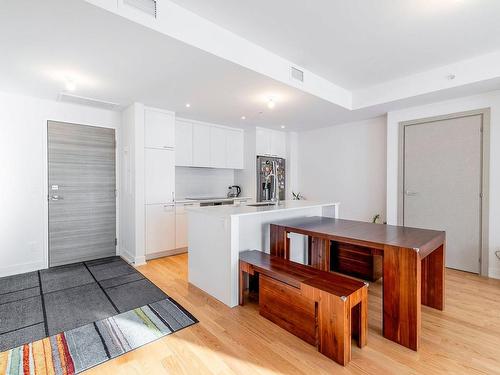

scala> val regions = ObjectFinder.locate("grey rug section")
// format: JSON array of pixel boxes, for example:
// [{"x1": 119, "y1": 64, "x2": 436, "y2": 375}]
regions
[
  {"x1": 0, "y1": 296, "x2": 43, "y2": 334},
  {"x1": 0, "y1": 271, "x2": 39, "y2": 294},
  {"x1": 64, "y1": 323, "x2": 109, "y2": 372},
  {"x1": 0, "y1": 286, "x2": 40, "y2": 305},
  {"x1": 0, "y1": 322, "x2": 46, "y2": 352},
  {"x1": 105, "y1": 279, "x2": 166, "y2": 313},
  {"x1": 40, "y1": 263, "x2": 95, "y2": 293},
  {"x1": 87, "y1": 259, "x2": 137, "y2": 282},
  {"x1": 44, "y1": 283, "x2": 117, "y2": 335},
  {"x1": 150, "y1": 299, "x2": 196, "y2": 331},
  {"x1": 99, "y1": 272, "x2": 144, "y2": 289},
  {"x1": 84, "y1": 256, "x2": 122, "y2": 267}
]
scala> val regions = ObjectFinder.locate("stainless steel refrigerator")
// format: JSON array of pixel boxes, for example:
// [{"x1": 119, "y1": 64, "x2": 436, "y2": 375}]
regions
[{"x1": 256, "y1": 156, "x2": 286, "y2": 202}]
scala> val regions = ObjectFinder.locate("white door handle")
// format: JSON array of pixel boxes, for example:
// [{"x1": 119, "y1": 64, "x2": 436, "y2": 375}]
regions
[{"x1": 405, "y1": 190, "x2": 418, "y2": 196}]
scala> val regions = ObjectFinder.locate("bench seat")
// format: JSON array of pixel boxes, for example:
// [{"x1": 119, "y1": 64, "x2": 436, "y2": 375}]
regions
[{"x1": 239, "y1": 250, "x2": 368, "y2": 366}]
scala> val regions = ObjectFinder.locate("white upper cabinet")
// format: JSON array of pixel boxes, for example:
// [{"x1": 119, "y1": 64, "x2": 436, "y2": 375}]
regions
[
  {"x1": 210, "y1": 126, "x2": 227, "y2": 168},
  {"x1": 145, "y1": 148, "x2": 175, "y2": 204},
  {"x1": 271, "y1": 130, "x2": 287, "y2": 158},
  {"x1": 226, "y1": 129, "x2": 244, "y2": 169},
  {"x1": 192, "y1": 122, "x2": 211, "y2": 167},
  {"x1": 176, "y1": 118, "x2": 244, "y2": 169},
  {"x1": 144, "y1": 108, "x2": 175, "y2": 149},
  {"x1": 256, "y1": 127, "x2": 286, "y2": 158},
  {"x1": 175, "y1": 119, "x2": 193, "y2": 166},
  {"x1": 256, "y1": 127, "x2": 272, "y2": 156}
]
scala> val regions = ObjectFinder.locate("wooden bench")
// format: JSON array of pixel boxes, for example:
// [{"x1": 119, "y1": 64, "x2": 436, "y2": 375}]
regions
[{"x1": 239, "y1": 250, "x2": 368, "y2": 366}]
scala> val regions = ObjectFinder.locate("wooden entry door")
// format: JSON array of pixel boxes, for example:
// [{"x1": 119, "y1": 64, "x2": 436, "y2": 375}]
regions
[{"x1": 48, "y1": 121, "x2": 116, "y2": 266}]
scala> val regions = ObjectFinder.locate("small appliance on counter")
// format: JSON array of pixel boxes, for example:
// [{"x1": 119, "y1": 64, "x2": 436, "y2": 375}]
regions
[
  {"x1": 227, "y1": 185, "x2": 241, "y2": 198},
  {"x1": 256, "y1": 156, "x2": 286, "y2": 202}
]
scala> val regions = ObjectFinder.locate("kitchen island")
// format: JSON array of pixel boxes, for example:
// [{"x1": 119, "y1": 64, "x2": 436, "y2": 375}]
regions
[{"x1": 187, "y1": 200, "x2": 339, "y2": 307}]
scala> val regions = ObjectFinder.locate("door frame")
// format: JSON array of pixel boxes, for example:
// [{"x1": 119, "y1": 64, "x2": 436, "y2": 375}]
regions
[
  {"x1": 397, "y1": 108, "x2": 490, "y2": 275},
  {"x1": 46, "y1": 120, "x2": 119, "y2": 268}
]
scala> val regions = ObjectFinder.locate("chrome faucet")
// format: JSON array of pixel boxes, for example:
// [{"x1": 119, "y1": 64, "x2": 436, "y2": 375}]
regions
[{"x1": 266, "y1": 161, "x2": 280, "y2": 205}]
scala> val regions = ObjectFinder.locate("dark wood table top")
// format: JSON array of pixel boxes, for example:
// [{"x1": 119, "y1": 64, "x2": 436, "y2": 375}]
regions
[
  {"x1": 271, "y1": 217, "x2": 445, "y2": 257},
  {"x1": 240, "y1": 250, "x2": 366, "y2": 297}
]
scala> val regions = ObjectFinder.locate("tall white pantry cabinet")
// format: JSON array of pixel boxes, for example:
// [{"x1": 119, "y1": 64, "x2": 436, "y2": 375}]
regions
[{"x1": 144, "y1": 107, "x2": 177, "y2": 259}]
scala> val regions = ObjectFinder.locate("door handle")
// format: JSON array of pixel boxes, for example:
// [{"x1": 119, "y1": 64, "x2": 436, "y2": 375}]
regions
[{"x1": 405, "y1": 190, "x2": 418, "y2": 196}]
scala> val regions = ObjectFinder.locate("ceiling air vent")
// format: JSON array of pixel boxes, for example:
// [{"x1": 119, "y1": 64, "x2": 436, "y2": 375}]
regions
[
  {"x1": 123, "y1": 0, "x2": 157, "y2": 18},
  {"x1": 58, "y1": 92, "x2": 122, "y2": 111},
  {"x1": 291, "y1": 66, "x2": 304, "y2": 83}
]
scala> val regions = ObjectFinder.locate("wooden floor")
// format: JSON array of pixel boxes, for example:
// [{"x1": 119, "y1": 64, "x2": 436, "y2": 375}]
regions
[{"x1": 87, "y1": 254, "x2": 500, "y2": 375}]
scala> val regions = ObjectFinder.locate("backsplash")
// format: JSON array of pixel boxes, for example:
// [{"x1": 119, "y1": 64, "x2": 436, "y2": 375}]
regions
[{"x1": 175, "y1": 167, "x2": 235, "y2": 198}]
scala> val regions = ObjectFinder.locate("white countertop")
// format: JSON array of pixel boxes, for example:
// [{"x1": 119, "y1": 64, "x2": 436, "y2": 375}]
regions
[
  {"x1": 186, "y1": 200, "x2": 339, "y2": 217},
  {"x1": 176, "y1": 196, "x2": 252, "y2": 204}
]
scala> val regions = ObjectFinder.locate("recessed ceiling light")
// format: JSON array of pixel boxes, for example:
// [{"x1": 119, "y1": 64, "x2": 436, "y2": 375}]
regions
[
  {"x1": 185, "y1": 103, "x2": 191, "y2": 108},
  {"x1": 267, "y1": 98, "x2": 276, "y2": 109},
  {"x1": 280, "y1": 125, "x2": 286, "y2": 129},
  {"x1": 241, "y1": 116, "x2": 246, "y2": 120},
  {"x1": 65, "y1": 78, "x2": 76, "y2": 92}
]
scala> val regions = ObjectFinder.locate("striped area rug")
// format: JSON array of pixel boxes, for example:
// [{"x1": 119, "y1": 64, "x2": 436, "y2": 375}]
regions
[{"x1": 0, "y1": 298, "x2": 197, "y2": 374}]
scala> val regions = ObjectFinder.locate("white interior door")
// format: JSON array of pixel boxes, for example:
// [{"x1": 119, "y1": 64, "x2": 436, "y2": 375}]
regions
[{"x1": 403, "y1": 114, "x2": 482, "y2": 273}]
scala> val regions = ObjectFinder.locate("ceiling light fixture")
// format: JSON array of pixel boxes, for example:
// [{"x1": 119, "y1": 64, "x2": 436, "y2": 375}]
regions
[
  {"x1": 185, "y1": 103, "x2": 191, "y2": 108},
  {"x1": 267, "y1": 98, "x2": 276, "y2": 109},
  {"x1": 241, "y1": 116, "x2": 246, "y2": 120},
  {"x1": 280, "y1": 125, "x2": 286, "y2": 129}
]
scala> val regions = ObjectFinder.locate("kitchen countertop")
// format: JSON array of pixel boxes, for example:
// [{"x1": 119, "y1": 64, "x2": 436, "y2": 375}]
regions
[
  {"x1": 176, "y1": 196, "x2": 252, "y2": 204},
  {"x1": 186, "y1": 200, "x2": 340, "y2": 217}
]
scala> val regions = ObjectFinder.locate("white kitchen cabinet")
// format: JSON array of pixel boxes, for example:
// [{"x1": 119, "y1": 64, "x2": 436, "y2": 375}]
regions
[
  {"x1": 145, "y1": 148, "x2": 175, "y2": 204},
  {"x1": 192, "y1": 123, "x2": 211, "y2": 167},
  {"x1": 256, "y1": 127, "x2": 272, "y2": 156},
  {"x1": 226, "y1": 129, "x2": 244, "y2": 169},
  {"x1": 144, "y1": 108, "x2": 175, "y2": 150},
  {"x1": 174, "y1": 202, "x2": 198, "y2": 249},
  {"x1": 210, "y1": 126, "x2": 227, "y2": 168},
  {"x1": 256, "y1": 127, "x2": 286, "y2": 158},
  {"x1": 271, "y1": 130, "x2": 287, "y2": 158},
  {"x1": 175, "y1": 119, "x2": 193, "y2": 166},
  {"x1": 145, "y1": 203, "x2": 176, "y2": 255}
]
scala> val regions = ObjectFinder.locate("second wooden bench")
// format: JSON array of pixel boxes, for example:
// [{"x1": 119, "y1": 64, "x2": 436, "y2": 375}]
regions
[{"x1": 239, "y1": 250, "x2": 368, "y2": 366}]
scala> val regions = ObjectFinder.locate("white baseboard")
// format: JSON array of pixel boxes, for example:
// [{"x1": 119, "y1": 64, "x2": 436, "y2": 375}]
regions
[
  {"x1": 488, "y1": 267, "x2": 500, "y2": 280},
  {"x1": 145, "y1": 248, "x2": 187, "y2": 261},
  {"x1": 0, "y1": 260, "x2": 46, "y2": 278},
  {"x1": 119, "y1": 246, "x2": 147, "y2": 267}
]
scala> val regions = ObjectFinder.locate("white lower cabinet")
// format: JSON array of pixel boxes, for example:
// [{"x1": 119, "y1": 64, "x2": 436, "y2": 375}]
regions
[{"x1": 145, "y1": 204, "x2": 176, "y2": 257}]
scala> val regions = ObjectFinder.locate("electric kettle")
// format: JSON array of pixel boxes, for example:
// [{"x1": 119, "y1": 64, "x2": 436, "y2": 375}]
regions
[{"x1": 227, "y1": 185, "x2": 241, "y2": 198}]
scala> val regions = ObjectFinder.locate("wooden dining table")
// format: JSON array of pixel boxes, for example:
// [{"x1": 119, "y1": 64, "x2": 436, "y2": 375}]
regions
[{"x1": 269, "y1": 216, "x2": 445, "y2": 351}]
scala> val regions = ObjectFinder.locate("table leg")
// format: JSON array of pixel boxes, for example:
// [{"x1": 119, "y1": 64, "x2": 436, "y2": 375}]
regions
[
  {"x1": 270, "y1": 224, "x2": 288, "y2": 259},
  {"x1": 308, "y1": 236, "x2": 331, "y2": 271},
  {"x1": 239, "y1": 267, "x2": 245, "y2": 306},
  {"x1": 383, "y1": 245, "x2": 421, "y2": 351},
  {"x1": 421, "y1": 244, "x2": 445, "y2": 310}
]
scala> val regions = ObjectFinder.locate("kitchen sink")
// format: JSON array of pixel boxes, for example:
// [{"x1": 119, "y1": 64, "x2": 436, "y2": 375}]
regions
[{"x1": 247, "y1": 202, "x2": 280, "y2": 207}]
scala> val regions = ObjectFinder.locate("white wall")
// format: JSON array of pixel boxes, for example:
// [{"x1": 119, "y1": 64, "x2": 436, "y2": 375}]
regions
[
  {"x1": 386, "y1": 90, "x2": 500, "y2": 278},
  {"x1": 297, "y1": 117, "x2": 387, "y2": 222},
  {"x1": 176, "y1": 167, "x2": 235, "y2": 198},
  {"x1": 119, "y1": 103, "x2": 146, "y2": 265},
  {"x1": 0, "y1": 91, "x2": 121, "y2": 277}
]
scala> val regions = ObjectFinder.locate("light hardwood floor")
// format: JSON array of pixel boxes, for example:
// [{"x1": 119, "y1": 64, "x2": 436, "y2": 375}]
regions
[{"x1": 87, "y1": 254, "x2": 500, "y2": 375}]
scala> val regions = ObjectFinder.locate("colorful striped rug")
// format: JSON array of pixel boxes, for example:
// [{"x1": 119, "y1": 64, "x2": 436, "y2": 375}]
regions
[{"x1": 0, "y1": 297, "x2": 197, "y2": 374}]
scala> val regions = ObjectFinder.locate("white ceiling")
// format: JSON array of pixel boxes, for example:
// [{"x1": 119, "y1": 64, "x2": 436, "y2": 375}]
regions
[
  {"x1": 171, "y1": 0, "x2": 500, "y2": 89},
  {"x1": 1, "y1": 0, "x2": 500, "y2": 131},
  {"x1": 0, "y1": 0, "x2": 364, "y2": 130}
]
